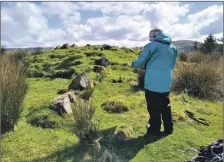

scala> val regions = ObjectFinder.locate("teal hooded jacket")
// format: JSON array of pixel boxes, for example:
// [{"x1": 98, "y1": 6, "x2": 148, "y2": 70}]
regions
[{"x1": 131, "y1": 32, "x2": 177, "y2": 93}]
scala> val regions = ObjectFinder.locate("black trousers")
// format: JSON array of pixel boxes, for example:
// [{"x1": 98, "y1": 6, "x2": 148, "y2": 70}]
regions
[{"x1": 145, "y1": 89, "x2": 173, "y2": 135}]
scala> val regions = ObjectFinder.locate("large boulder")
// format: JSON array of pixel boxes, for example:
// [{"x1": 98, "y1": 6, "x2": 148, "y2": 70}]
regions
[
  {"x1": 94, "y1": 57, "x2": 110, "y2": 67},
  {"x1": 68, "y1": 73, "x2": 91, "y2": 90},
  {"x1": 50, "y1": 92, "x2": 76, "y2": 115}
]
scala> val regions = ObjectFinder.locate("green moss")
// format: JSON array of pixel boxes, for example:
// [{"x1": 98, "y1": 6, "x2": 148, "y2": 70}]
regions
[{"x1": 102, "y1": 100, "x2": 130, "y2": 113}]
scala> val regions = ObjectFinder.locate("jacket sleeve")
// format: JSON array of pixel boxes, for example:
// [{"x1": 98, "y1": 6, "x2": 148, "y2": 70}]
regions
[
  {"x1": 172, "y1": 48, "x2": 178, "y2": 70},
  {"x1": 131, "y1": 44, "x2": 153, "y2": 69}
]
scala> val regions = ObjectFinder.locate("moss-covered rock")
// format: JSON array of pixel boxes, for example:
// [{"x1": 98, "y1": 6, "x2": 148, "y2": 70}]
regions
[{"x1": 102, "y1": 100, "x2": 129, "y2": 113}]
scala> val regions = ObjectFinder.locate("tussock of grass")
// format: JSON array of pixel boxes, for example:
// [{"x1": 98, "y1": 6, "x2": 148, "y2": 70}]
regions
[
  {"x1": 71, "y1": 98, "x2": 99, "y2": 143},
  {"x1": 0, "y1": 53, "x2": 29, "y2": 134},
  {"x1": 172, "y1": 61, "x2": 222, "y2": 100},
  {"x1": 178, "y1": 52, "x2": 188, "y2": 62},
  {"x1": 187, "y1": 52, "x2": 220, "y2": 63}
]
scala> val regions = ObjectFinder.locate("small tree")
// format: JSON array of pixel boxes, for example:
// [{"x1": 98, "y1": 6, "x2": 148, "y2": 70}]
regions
[
  {"x1": 216, "y1": 38, "x2": 223, "y2": 55},
  {"x1": 1, "y1": 45, "x2": 6, "y2": 55},
  {"x1": 193, "y1": 41, "x2": 199, "y2": 50},
  {"x1": 200, "y1": 33, "x2": 216, "y2": 55}
]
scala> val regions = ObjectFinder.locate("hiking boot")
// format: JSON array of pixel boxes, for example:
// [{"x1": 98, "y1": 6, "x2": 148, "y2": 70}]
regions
[
  {"x1": 164, "y1": 129, "x2": 173, "y2": 135},
  {"x1": 142, "y1": 132, "x2": 159, "y2": 140},
  {"x1": 142, "y1": 133, "x2": 160, "y2": 144}
]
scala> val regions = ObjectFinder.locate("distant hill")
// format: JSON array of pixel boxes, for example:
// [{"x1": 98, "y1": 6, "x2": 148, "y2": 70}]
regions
[
  {"x1": 4, "y1": 40, "x2": 197, "y2": 53},
  {"x1": 135, "y1": 40, "x2": 197, "y2": 53},
  {"x1": 5, "y1": 47, "x2": 54, "y2": 53},
  {"x1": 172, "y1": 40, "x2": 197, "y2": 53}
]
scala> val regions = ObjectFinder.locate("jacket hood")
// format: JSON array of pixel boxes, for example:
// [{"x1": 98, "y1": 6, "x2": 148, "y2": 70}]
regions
[{"x1": 153, "y1": 32, "x2": 172, "y2": 44}]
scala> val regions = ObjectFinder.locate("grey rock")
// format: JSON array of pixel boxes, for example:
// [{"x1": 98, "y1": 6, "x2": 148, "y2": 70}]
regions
[
  {"x1": 50, "y1": 92, "x2": 76, "y2": 115},
  {"x1": 68, "y1": 73, "x2": 91, "y2": 90}
]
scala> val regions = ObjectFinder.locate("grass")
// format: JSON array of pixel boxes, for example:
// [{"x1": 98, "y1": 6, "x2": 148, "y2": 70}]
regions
[
  {"x1": 1, "y1": 45, "x2": 223, "y2": 162},
  {"x1": 172, "y1": 61, "x2": 222, "y2": 100},
  {"x1": 0, "y1": 52, "x2": 29, "y2": 134},
  {"x1": 178, "y1": 52, "x2": 188, "y2": 62},
  {"x1": 71, "y1": 98, "x2": 99, "y2": 143}
]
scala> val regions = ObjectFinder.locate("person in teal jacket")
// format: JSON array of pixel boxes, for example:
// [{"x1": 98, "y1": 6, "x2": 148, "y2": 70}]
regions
[{"x1": 131, "y1": 28, "x2": 177, "y2": 138}]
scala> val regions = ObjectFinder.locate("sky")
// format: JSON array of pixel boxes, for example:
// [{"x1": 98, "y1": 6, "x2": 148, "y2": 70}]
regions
[{"x1": 1, "y1": 2, "x2": 223, "y2": 48}]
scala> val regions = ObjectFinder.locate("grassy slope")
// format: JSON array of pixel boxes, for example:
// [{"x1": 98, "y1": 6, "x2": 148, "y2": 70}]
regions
[{"x1": 1, "y1": 46, "x2": 222, "y2": 162}]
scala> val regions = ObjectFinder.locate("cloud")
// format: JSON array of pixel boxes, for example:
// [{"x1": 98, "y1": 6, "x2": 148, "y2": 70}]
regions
[
  {"x1": 143, "y1": 2, "x2": 190, "y2": 27},
  {"x1": 1, "y1": 2, "x2": 48, "y2": 47},
  {"x1": 85, "y1": 15, "x2": 150, "y2": 41},
  {"x1": 40, "y1": 2, "x2": 78, "y2": 20},
  {"x1": 165, "y1": 4, "x2": 223, "y2": 41},
  {"x1": 74, "y1": 2, "x2": 147, "y2": 15},
  {"x1": 1, "y1": 2, "x2": 223, "y2": 48}
]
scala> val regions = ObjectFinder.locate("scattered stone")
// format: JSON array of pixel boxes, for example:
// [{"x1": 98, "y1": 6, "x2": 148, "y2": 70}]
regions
[
  {"x1": 80, "y1": 88, "x2": 94, "y2": 100},
  {"x1": 111, "y1": 62, "x2": 119, "y2": 65},
  {"x1": 111, "y1": 77, "x2": 123, "y2": 83},
  {"x1": 93, "y1": 66, "x2": 103, "y2": 73},
  {"x1": 68, "y1": 73, "x2": 91, "y2": 90},
  {"x1": 50, "y1": 92, "x2": 76, "y2": 115},
  {"x1": 94, "y1": 57, "x2": 110, "y2": 67},
  {"x1": 102, "y1": 100, "x2": 129, "y2": 113},
  {"x1": 121, "y1": 63, "x2": 128, "y2": 66},
  {"x1": 71, "y1": 44, "x2": 77, "y2": 47},
  {"x1": 101, "y1": 44, "x2": 112, "y2": 50},
  {"x1": 61, "y1": 44, "x2": 69, "y2": 49},
  {"x1": 57, "y1": 89, "x2": 68, "y2": 95}
]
